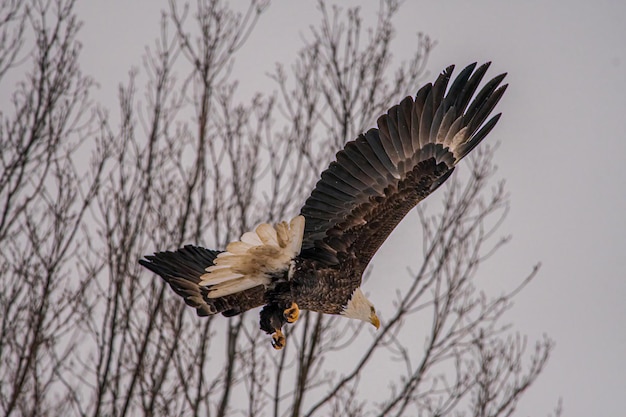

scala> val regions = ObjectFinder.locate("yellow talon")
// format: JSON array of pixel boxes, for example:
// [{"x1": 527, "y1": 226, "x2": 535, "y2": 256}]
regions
[
  {"x1": 283, "y1": 302, "x2": 299, "y2": 323},
  {"x1": 271, "y1": 329, "x2": 286, "y2": 350}
]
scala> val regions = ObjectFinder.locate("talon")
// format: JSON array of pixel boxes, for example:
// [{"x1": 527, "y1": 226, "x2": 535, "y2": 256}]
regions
[
  {"x1": 283, "y1": 302, "x2": 299, "y2": 323},
  {"x1": 271, "y1": 329, "x2": 285, "y2": 350}
]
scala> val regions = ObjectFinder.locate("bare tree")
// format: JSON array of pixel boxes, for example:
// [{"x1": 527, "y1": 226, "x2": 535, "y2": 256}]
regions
[
  {"x1": 0, "y1": 1, "x2": 107, "y2": 416},
  {"x1": 0, "y1": 1, "x2": 555, "y2": 416}
]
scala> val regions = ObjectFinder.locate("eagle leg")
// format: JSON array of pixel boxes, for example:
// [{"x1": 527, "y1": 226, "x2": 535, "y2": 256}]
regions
[
  {"x1": 260, "y1": 303, "x2": 289, "y2": 349},
  {"x1": 271, "y1": 329, "x2": 286, "y2": 350},
  {"x1": 283, "y1": 302, "x2": 299, "y2": 323}
]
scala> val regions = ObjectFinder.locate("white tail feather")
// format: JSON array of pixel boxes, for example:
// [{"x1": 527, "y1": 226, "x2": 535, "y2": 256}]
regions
[
  {"x1": 289, "y1": 216, "x2": 305, "y2": 255},
  {"x1": 241, "y1": 232, "x2": 263, "y2": 246},
  {"x1": 207, "y1": 277, "x2": 264, "y2": 298},
  {"x1": 200, "y1": 270, "x2": 244, "y2": 285},
  {"x1": 256, "y1": 223, "x2": 279, "y2": 246},
  {"x1": 200, "y1": 215, "x2": 305, "y2": 298}
]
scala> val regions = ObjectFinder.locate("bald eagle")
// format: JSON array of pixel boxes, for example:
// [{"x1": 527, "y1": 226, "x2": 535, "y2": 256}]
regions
[{"x1": 140, "y1": 62, "x2": 507, "y2": 349}]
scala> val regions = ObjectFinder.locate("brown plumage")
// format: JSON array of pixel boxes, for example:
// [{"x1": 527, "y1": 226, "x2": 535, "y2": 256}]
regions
[{"x1": 140, "y1": 62, "x2": 507, "y2": 349}]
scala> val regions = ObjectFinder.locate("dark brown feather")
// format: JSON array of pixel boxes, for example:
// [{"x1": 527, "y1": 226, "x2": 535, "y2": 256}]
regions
[
  {"x1": 139, "y1": 245, "x2": 265, "y2": 317},
  {"x1": 299, "y1": 63, "x2": 507, "y2": 285}
]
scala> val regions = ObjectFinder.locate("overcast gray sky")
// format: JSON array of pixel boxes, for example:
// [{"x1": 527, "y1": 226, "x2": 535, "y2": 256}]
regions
[{"x1": 73, "y1": 1, "x2": 626, "y2": 415}]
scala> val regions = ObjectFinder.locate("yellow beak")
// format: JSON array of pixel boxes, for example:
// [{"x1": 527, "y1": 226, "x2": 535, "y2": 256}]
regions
[{"x1": 370, "y1": 312, "x2": 380, "y2": 330}]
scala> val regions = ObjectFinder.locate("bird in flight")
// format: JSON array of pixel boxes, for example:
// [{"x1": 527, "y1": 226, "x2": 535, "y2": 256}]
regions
[{"x1": 140, "y1": 62, "x2": 507, "y2": 349}]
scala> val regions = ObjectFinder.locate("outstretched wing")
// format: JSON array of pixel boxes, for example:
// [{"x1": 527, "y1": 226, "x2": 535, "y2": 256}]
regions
[
  {"x1": 299, "y1": 62, "x2": 507, "y2": 271},
  {"x1": 139, "y1": 245, "x2": 265, "y2": 317}
]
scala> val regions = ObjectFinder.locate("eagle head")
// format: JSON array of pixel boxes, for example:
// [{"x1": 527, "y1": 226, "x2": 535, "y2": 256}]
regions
[{"x1": 341, "y1": 287, "x2": 380, "y2": 329}]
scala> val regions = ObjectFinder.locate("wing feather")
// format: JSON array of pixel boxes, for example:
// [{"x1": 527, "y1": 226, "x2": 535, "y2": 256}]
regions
[
  {"x1": 327, "y1": 162, "x2": 376, "y2": 193},
  {"x1": 377, "y1": 114, "x2": 400, "y2": 167},
  {"x1": 139, "y1": 245, "x2": 265, "y2": 317},
  {"x1": 398, "y1": 96, "x2": 415, "y2": 157},
  {"x1": 299, "y1": 63, "x2": 507, "y2": 272},
  {"x1": 353, "y1": 136, "x2": 397, "y2": 182},
  {"x1": 418, "y1": 85, "x2": 435, "y2": 149},
  {"x1": 337, "y1": 149, "x2": 386, "y2": 194},
  {"x1": 364, "y1": 129, "x2": 400, "y2": 178},
  {"x1": 314, "y1": 178, "x2": 356, "y2": 202},
  {"x1": 320, "y1": 169, "x2": 362, "y2": 196}
]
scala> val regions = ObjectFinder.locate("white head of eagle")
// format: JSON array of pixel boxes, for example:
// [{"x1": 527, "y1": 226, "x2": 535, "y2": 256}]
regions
[
  {"x1": 140, "y1": 62, "x2": 507, "y2": 350},
  {"x1": 342, "y1": 288, "x2": 380, "y2": 329}
]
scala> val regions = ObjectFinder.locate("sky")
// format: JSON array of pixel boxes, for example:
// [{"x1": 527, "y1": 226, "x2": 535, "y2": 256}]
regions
[{"x1": 71, "y1": 1, "x2": 626, "y2": 415}]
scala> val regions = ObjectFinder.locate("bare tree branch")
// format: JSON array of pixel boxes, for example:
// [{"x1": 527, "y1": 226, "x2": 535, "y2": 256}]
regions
[{"x1": 0, "y1": 1, "x2": 553, "y2": 416}]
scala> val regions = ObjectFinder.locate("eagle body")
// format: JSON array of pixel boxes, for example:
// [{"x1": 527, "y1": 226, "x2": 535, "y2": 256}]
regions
[
  {"x1": 140, "y1": 63, "x2": 508, "y2": 349},
  {"x1": 288, "y1": 256, "x2": 361, "y2": 315}
]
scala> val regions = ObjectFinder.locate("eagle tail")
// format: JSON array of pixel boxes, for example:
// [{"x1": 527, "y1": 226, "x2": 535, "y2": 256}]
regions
[
  {"x1": 199, "y1": 215, "x2": 305, "y2": 298},
  {"x1": 139, "y1": 245, "x2": 221, "y2": 316}
]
